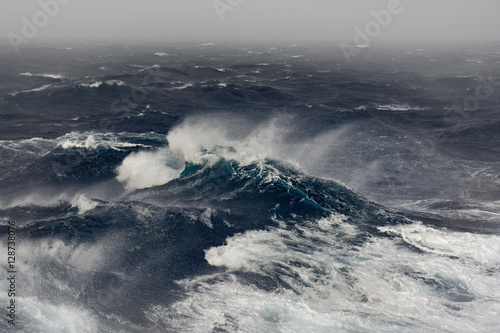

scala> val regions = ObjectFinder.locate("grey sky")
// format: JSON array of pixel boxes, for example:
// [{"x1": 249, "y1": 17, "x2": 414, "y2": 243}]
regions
[{"x1": 1, "y1": 0, "x2": 499, "y2": 44}]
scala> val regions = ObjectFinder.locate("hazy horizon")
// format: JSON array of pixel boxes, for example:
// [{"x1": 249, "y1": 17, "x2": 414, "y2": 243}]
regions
[{"x1": 1, "y1": 0, "x2": 500, "y2": 46}]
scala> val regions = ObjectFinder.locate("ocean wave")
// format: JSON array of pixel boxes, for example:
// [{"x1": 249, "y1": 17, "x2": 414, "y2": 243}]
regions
[
  {"x1": 0, "y1": 193, "x2": 69, "y2": 210},
  {"x1": 169, "y1": 83, "x2": 194, "y2": 90},
  {"x1": 138, "y1": 64, "x2": 160, "y2": 72},
  {"x1": 194, "y1": 65, "x2": 230, "y2": 72},
  {"x1": 0, "y1": 132, "x2": 162, "y2": 155},
  {"x1": 56, "y1": 132, "x2": 159, "y2": 150},
  {"x1": 20, "y1": 72, "x2": 64, "y2": 79},
  {"x1": 0, "y1": 137, "x2": 58, "y2": 156},
  {"x1": 379, "y1": 222, "x2": 500, "y2": 267},
  {"x1": 116, "y1": 148, "x2": 183, "y2": 191},
  {"x1": 1, "y1": 297, "x2": 99, "y2": 333},
  {"x1": 149, "y1": 214, "x2": 500, "y2": 333},
  {"x1": 112, "y1": 118, "x2": 317, "y2": 191},
  {"x1": 8, "y1": 84, "x2": 54, "y2": 96},
  {"x1": 79, "y1": 80, "x2": 126, "y2": 88},
  {"x1": 71, "y1": 194, "x2": 100, "y2": 214},
  {"x1": 375, "y1": 103, "x2": 423, "y2": 111}
]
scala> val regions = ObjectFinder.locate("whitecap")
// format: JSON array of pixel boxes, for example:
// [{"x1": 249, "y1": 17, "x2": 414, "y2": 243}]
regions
[
  {"x1": 170, "y1": 83, "x2": 193, "y2": 90},
  {"x1": 71, "y1": 194, "x2": 99, "y2": 214},
  {"x1": 157, "y1": 217, "x2": 500, "y2": 332},
  {"x1": 138, "y1": 64, "x2": 160, "y2": 72},
  {"x1": 9, "y1": 84, "x2": 54, "y2": 96},
  {"x1": 79, "y1": 80, "x2": 126, "y2": 88},
  {"x1": 116, "y1": 148, "x2": 184, "y2": 191},
  {"x1": 375, "y1": 104, "x2": 428, "y2": 111},
  {"x1": 20, "y1": 72, "x2": 63, "y2": 79},
  {"x1": 379, "y1": 223, "x2": 500, "y2": 267}
]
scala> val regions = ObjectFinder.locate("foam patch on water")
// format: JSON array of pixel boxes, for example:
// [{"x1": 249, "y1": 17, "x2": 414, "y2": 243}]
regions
[
  {"x1": 17, "y1": 298, "x2": 98, "y2": 333},
  {"x1": 153, "y1": 218, "x2": 500, "y2": 332},
  {"x1": 0, "y1": 193, "x2": 68, "y2": 210},
  {"x1": 79, "y1": 80, "x2": 126, "y2": 88},
  {"x1": 146, "y1": 281, "x2": 365, "y2": 333},
  {"x1": 116, "y1": 148, "x2": 184, "y2": 191},
  {"x1": 112, "y1": 117, "x2": 331, "y2": 191},
  {"x1": 20, "y1": 72, "x2": 63, "y2": 79},
  {"x1": 0, "y1": 137, "x2": 56, "y2": 155},
  {"x1": 379, "y1": 222, "x2": 500, "y2": 268},
  {"x1": 205, "y1": 230, "x2": 287, "y2": 272},
  {"x1": 0, "y1": 132, "x2": 160, "y2": 156},
  {"x1": 9, "y1": 84, "x2": 54, "y2": 96},
  {"x1": 19, "y1": 239, "x2": 106, "y2": 272},
  {"x1": 114, "y1": 117, "x2": 292, "y2": 191},
  {"x1": 56, "y1": 132, "x2": 161, "y2": 150},
  {"x1": 166, "y1": 117, "x2": 287, "y2": 166},
  {"x1": 71, "y1": 194, "x2": 99, "y2": 214},
  {"x1": 0, "y1": 238, "x2": 113, "y2": 332}
]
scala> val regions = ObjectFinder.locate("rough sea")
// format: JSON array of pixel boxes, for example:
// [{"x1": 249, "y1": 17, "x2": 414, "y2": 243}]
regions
[{"x1": 1, "y1": 41, "x2": 499, "y2": 332}]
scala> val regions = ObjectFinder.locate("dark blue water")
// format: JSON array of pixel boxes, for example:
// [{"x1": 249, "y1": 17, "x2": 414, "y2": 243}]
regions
[{"x1": 1, "y1": 41, "x2": 499, "y2": 332}]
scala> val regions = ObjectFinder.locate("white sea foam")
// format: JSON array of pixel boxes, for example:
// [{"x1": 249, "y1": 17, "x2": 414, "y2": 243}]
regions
[
  {"x1": 375, "y1": 103, "x2": 412, "y2": 111},
  {"x1": 390, "y1": 199, "x2": 500, "y2": 223},
  {"x1": 0, "y1": 239, "x2": 109, "y2": 332},
  {"x1": 41, "y1": 74, "x2": 63, "y2": 79},
  {"x1": 375, "y1": 104, "x2": 429, "y2": 111},
  {"x1": 152, "y1": 217, "x2": 500, "y2": 332},
  {"x1": 22, "y1": 239, "x2": 105, "y2": 272},
  {"x1": 71, "y1": 194, "x2": 99, "y2": 214},
  {"x1": 12, "y1": 298, "x2": 98, "y2": 333},
  {"x1": 0, "y1": 193, "x2": 68, "y2": 210},
  {"x1": 138, "y1": 64, "x2": 160, "y2": 72},
  {"x1": 113, "y1": 119, "x2": 286, "y2": 191},
  {"x1": 112, "y1": 117, "x2": 295, "y2": 190},
  {"x1": 169, "y1": 83, "x2": 193, "y2": 90},
  {"x1": 20, "y1": 72, "x2": 63, "y2": 79},
  {"x1": 79, "y1": 80, "x2": 126, "y2": 88},
  {"x1": 30, "y1": 84, "x2": 53, "y2": 92},
  {"x1": 0, "y1": 137, "x2": 57, "y2": 156},
  {"x1": 9, "y1": 84, "x2": 54, "y2": 96},
  {"x1": 205, "y1": 230, "x2": 285, "y2": 272},
  {"x1": 56, "y1": 132, "x2": 156, "y2": 150},
  {"x1": 379, "y1": 222, "x2": 500, "y2": 267},
  {"x1": 200, "y1": 208, "x2": 214, "y2": 228},
  {"x1": 116, "y1": 148, "x2": 184, "y2": 191}
]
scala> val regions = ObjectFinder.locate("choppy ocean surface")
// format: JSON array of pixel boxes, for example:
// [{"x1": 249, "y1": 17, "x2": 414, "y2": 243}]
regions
[{"x1": 0, "y1": 41, "x2": 499, "y2": 332}]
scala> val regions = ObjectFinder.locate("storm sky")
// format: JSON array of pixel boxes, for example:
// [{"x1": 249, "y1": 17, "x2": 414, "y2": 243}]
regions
[{"x1": 1, "y1": 0, "x2": 499, "y2": 44}]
